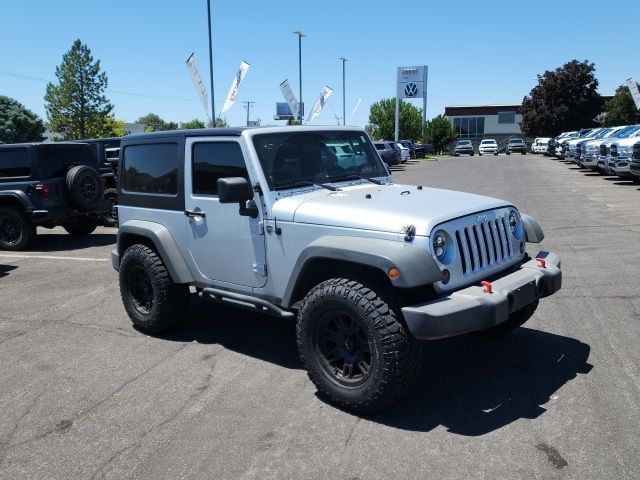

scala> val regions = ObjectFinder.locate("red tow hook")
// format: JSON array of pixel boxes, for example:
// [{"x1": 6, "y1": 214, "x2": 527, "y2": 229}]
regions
[
  {"x1": 535, "y1": 257, "x2": 546, "y2": 268},
  {"x1": 481, "y1": 280, "x2": 493, "y2": 294}
]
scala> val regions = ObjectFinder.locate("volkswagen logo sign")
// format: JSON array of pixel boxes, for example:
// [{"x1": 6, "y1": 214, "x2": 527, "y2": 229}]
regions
[{"x1": 404, "y1": 82, "x2": 418, "y2": 97}]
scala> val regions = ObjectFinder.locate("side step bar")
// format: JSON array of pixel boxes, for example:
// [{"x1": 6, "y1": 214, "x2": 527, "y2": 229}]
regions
[{"x1": 200, "y1": 287, "x2": 295, "y2": 319}]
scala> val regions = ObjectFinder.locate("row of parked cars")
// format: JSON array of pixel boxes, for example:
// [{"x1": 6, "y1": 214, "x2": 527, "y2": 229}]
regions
[
  {"x1": 373, "y1": 140, "x2": 433, "y2": 165},
  {"x1": 533, "y1": 125, "x2": 640, "y2": 182},
  {"x1": 453, "y1": 138, "x2": 528, "y2": 156}
]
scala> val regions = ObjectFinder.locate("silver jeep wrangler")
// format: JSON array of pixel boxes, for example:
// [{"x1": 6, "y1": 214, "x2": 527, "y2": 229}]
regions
[{"x1": 112, "y1": 126, "x2": 561, "y2": 413}]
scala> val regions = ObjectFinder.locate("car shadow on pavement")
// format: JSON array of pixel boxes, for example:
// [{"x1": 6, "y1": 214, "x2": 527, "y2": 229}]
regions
[
  {"x1": 0, "y1": 264, "x2": 18, "y2": 278},
  {"x1": 154, "y1": 297, "x2": 301, "y2": 370},
  {"x1": 159, "y1": 297, "x2": 592, "y2": 435},
  {"x1": 367, "y1": 328, "x2": 592, "y2": 435},
  {"x1": 31, "y1": 232, "x2": 116, "y2": 252}
]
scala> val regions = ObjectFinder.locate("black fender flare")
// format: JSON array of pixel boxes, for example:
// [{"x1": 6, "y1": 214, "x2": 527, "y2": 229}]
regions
[
  {"x1": 281, "y1": 236, "x2": 444, "y2": 307},
  {"x1": 0, "y1": 190, "x2": 34, "y2": 210},
  {"x1": 117, "y1": 220, "x2": 195, "y2": 284},
  {"x1": 521, "y1": 213, "x2": 545, "y2": 243}
]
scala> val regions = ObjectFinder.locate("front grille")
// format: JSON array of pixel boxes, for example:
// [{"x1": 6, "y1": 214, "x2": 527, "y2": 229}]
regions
[
  {"x1": 599, "y1": 144, "x2": 608, "y2": 157},
  {"x1": 453, "y1": 217, "x2": 513, "y2": 275}
]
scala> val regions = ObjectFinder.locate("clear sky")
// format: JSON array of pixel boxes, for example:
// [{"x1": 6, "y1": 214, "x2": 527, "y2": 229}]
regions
[{"x1": 1, "y1": 0, "x2": 638, "y2": 129}]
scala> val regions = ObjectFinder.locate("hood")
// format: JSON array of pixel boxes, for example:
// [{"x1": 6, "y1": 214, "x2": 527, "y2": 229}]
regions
[
  {"x1": 612, "y1": 136, "x2": 640, "y2": 147},
  {"x1": 271, "y1": 184, "x2": 511, "y2": 236}
]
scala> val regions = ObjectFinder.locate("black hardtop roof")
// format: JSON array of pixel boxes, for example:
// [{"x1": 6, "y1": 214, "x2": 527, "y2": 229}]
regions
[
  {"x1": 0, "y1": 141, "x2": 92, "y2": 150},
  {"x1": 74, "y1": 137, "x2": 122, "y2": 143},
  {"x1": 123, "y1": 127, "x2": 247, "y2": 143}
]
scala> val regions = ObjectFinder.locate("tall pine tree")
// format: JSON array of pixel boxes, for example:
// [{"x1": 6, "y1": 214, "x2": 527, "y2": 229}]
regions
[{"x1": 44, "y1": 39, "x2": 113, "y2": 139}]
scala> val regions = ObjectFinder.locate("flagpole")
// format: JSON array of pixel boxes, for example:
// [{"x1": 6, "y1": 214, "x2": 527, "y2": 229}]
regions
[{"x1": 207, "y1": 0, "x2": 216, "y2": 126}]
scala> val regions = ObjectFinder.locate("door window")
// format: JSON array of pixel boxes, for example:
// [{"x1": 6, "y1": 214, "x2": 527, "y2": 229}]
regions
[{"x1": 192, "y1": 142, "x2": 248, "y2": 196}]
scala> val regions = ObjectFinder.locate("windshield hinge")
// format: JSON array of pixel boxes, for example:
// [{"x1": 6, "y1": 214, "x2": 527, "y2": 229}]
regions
[{"x1": 252, "y1": 263, "x2": 267, "y2": 277}]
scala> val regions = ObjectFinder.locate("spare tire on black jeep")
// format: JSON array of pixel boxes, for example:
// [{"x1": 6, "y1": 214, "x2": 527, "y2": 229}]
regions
[{"x1": 66, "y1": 165, "x2": 102, "y2": 210}]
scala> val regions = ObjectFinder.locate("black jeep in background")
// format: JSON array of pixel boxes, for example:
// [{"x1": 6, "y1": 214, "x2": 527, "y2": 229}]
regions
[{"x1": 0, "y1": 142, "x2": 110, "y2": 250}]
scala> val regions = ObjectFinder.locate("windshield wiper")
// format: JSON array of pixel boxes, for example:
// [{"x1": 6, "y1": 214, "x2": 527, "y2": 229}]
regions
[
  {"x1": 329, "y1": 174, "x2": 385, "y2": 185},
  {"x1": 274, "y1": 180, "x2": 340, "y2": 191}
]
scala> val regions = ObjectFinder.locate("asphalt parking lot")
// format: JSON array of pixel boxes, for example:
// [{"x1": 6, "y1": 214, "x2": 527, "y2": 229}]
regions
[{"x1": 1, "y1": 154, "x2": 639, "y2": 479}]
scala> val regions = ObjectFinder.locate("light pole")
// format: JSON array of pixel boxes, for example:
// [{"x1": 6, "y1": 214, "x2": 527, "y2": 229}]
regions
[
  {"x1": 293, "y1": 31, "x2": 305, "y2": 124},
  {"x1": 339, "y1": 57, "x2": 347, "y2": 126},
  {"x1": 206, "y1": 0, "x2": 215, "y2": 126}
]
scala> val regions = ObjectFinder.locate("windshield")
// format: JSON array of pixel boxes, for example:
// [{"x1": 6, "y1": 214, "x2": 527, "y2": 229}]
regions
[
  {"x1": 616, "y1": 125, "x2": 640, "y2": 138},
  {"x1": 252, "y1": 131, "x2": 388, "y2": 190},
  {"x1": 509, "y1": 138, "x2": 523, "y2": 143},
  {"x1": 481, "y1": 140, "x2": 496, "y2": 144},
  {"x1": 457, "y1": 140, "x2": 471, "y2": 145},
  {"x1": 593, "y1": 128, "x2": 611, "y2": 139}
]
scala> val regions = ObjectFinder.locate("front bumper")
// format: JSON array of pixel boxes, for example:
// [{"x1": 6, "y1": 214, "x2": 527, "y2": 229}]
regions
[
  {"x1": 613, "y1": 162, "x2": 633, "y2": 177},
  {"x1": 111, "y1": 249, "x2": 120, "y2": 271},
  {"x1": 402, "y1": 251, "x2": 561, "y2": 340}
]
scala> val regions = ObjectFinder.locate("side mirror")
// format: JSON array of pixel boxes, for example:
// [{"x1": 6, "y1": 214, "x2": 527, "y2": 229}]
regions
[
  {"x1": 217, "y1": 177, "x2": 252, "y2": 204},
  {"x1": 217, "y1": 177, "x2": 258, "y2": 218}
]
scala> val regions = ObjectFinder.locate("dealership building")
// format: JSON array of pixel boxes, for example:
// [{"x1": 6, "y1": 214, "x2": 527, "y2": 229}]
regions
[{"x1": 444, "y1": 104, "x2": 524, "y2": 145}]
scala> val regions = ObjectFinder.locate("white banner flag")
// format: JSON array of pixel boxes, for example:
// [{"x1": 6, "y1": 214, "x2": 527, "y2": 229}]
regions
[
  {"x1": 626, "y1": 78, "x2": 640, "y2": 110},
  {"x1": 221, "y1": 61, "x2": 250, "y2": 113},
  {"x1": 347, "y1": 97, "x2": 362, "y2": 124},
  {"x1": 185, "y1": 53, "x2": 210, "y2": 121},
  {"x1": 307, "y1": 85, "x2": 334, "y2": 123},
  {"x1": 279, "y1": 79, "x2": 300, "y2": 120}
]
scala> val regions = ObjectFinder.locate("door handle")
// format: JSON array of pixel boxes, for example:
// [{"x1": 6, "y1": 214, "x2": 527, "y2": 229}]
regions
[{"x1": 184, "y1": 210, "x2": 206, "y2": 218}]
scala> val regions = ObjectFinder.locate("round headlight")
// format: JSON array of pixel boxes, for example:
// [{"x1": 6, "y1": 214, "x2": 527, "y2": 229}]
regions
[
  {"x1": 508, "y1": 210, "x2": 519, "y2": 235},
  {"x1": 433, "y1": 230, "x2": 448, "y2": 260}
]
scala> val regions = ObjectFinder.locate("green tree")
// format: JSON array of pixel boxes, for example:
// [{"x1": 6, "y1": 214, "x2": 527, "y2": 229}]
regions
[
  {"x1": 0, "y1": 96, "x2": 45, "y2": 143},
  {"x1": 368, "y1": 98, "x2": 422, "y2": 140},
  {"x1": 136, "y1": 113, "x2": 178, "y2": 132},
  {"x1": 207, "y1": 117, "x2": 229, "y2": 127},
  {"x1": 92, "y1": 116, "x2": 127, "y2": 137},
  {"x1": 424, "y1": 115, "x2": 458, "y2": 154},
  {"x1": 520, "y1": 60, "x2": 602, "y2": 137},
  {"x1": 44, "y1": 39, "x2": 113, "y2": 139},
  {"x1": 179, "y1": 119, "x2": 205, "y2": 129},
  {"x1": 602, "y1": 84, "x2": 640, "y2": 127}
]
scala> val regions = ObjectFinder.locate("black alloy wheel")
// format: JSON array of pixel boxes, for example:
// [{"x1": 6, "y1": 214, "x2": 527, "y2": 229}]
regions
[
  {"x1": 127, "y1": 264, "x2": 154, "y2": 316},
  {"x1": 313, "y1": 310, "x2": 372, "y2": 387}
]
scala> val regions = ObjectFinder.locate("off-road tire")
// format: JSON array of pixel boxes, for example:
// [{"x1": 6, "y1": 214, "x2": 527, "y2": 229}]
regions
[
  {"x1": 296, "y1": 278, "x2": 422, "y2": 413},
  {"x1": 101, "y1": 188, "x2": 118, "y2": 227},
  {"x1": 66, "y1": 165, "x2": 102, "y2": 210},
  {"x1": 485, "y1": 300, "x2": 539, "y2": 335},
  {"x1": 0, "y1": 207, "x2": 36, "y2": 251},
  {"x1": 120, "y1": 244, "x2": 188, "y2": 334},
  {"x1": 63, "y1": 217, "x2": 98, "y2": 235}
]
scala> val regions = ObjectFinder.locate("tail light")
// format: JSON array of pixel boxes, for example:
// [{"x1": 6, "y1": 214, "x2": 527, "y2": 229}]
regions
[{"x1": 35, "y1": 183, "x2": 52, "y2": 198}]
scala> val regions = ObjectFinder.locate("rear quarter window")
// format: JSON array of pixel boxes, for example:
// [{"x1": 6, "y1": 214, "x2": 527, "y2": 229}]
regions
[
  {"x1": 0, "y1": 148, "x2": 30, "y2": 178},
  {"x1": 122, "y1": 143, "x2": 179, "y2": 195}
]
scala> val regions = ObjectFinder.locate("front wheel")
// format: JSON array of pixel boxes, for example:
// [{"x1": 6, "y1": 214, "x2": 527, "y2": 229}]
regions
[
  {"x1": 119, "y1": 244, "x2": 189, "y2": 333},
  {"x1": 0, "y1": 207, "x2": 36, "y2": 251},
  {"x1": 296, "y1": 278, "x2": 422, "y2": 413},
  {"x1": 506, "y1": 151, "x2": 511, "y2": 155}
]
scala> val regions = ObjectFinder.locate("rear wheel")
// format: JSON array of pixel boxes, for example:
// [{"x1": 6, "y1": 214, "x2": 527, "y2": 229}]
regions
[
  {"x1": 297, "y1": 278, "x2": 422, "y2": 413},
  {"x1": 120, "y1": 244, "x2": 189, "y2": 333},
  {"x1": 0, "y1": 207, "x2": 36, "y2": 251}
]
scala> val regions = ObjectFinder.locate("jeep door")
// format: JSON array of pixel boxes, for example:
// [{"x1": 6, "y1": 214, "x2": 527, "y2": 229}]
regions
[{"x1": 184, "y1": 137, "x2": 267, "y2": 288}]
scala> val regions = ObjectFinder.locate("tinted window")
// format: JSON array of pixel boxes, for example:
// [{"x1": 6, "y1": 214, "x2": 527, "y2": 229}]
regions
[
  {"x1": 374, "y1": 143, "x2": 384, "y2": 150},
  {"x1": 0, "y1": 149, "x2": 30, "y2": 178},
  {"x1": 498, "y1": 112, "x2": 516, "y2": 124},
  {"x1": 36, "y1": 145, "x2": 97, "y2": 178},
  {"x1": 122, "y1": 143, "x2": 178, "y2": 195},
  {"x1": 192, "y1": 142, "x2": 247, "y2": 196}
]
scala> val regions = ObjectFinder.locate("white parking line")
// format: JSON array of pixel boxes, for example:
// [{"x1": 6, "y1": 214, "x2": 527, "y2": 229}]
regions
[{"x1": 0, "y1": 254, "x2": 109, "y2": 262}]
